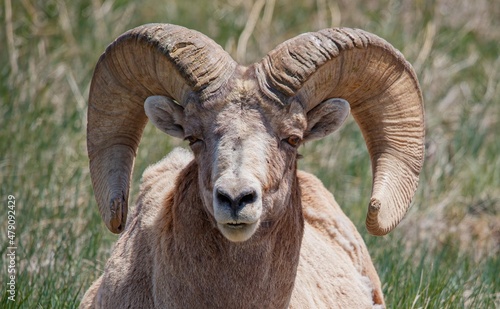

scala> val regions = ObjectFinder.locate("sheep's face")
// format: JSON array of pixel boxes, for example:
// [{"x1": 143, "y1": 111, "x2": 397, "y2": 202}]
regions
[
  {"x1": 145, "y1": 69, "x2": 349, "y2": 242},
  {"x1": 192, "y1": 93, "x2": 306, "y2": 242}
]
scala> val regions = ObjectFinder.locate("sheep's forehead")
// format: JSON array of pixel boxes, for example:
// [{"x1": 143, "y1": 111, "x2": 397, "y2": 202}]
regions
[{"x1": 184, "y1": 77, "x2": 307, "y2": 136}]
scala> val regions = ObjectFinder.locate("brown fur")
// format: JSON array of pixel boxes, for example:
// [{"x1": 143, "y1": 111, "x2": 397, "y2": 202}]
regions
[
  {"x1": 80, "y1": 148, "x2": 384, "y2": 308},
  {"x1": 83, "y1": 25, "x2": 425, "y2": 308}
]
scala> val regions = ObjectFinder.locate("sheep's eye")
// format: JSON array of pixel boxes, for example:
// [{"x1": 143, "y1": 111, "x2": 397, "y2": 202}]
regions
[
  {"x1": 285, "y1": 135, "x2": 302, "y2": 148},
  {"x1": 184, "y1": 136, "x2": 201, "y2": 146}
]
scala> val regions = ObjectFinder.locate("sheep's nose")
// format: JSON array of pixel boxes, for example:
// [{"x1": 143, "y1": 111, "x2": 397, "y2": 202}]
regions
[{"x1": 216, "y1": 187, "x2": 257, "y2": 213}]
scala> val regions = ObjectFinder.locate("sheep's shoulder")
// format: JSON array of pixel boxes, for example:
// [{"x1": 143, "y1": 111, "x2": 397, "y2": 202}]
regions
[
  {"x1": 133, "y1": 147, "x2": 194, "y2": 225},
  {"x1": 293, "y1": 170, "x2": 384, "y2": 308},
  {"x1": 297, "y1": 170, "x2": 368, "y2": 263},
  {"x1": 297, "y1": 170, "x2": 354, "y2": 234},
  {"x1": 86, "y1": 148, "x2": 194, "y2": 308},
  {"x1": 141, "y1": 147, "x2": 194, "y2": 189}
]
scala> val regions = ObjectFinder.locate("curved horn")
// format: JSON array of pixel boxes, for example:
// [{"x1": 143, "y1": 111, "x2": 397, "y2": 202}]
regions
[
  {"x1": 257, "y1": 28, "x2": 424, "y2": 236},
  {"x1": 88, "y1": 24, "x2": 236, "y2": 233}
]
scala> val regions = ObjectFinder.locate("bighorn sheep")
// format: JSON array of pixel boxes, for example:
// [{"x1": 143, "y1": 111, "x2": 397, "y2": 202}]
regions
[{"x1": 80, "y1": 24, "x2": 424, "y2": 308}]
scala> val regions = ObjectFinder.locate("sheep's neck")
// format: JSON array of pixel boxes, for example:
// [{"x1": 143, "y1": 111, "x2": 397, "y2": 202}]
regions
[{"x1": 154, "y1": 163, "x2": 304, "y2": 308}]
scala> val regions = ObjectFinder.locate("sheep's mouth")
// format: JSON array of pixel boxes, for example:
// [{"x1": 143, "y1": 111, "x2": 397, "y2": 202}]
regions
[
  {"x1": 217, "y1": 221, "x2": 259, "y2": 242},
  {"x1": 225, "y1": 222, "x2": 247, "y2": 229}
]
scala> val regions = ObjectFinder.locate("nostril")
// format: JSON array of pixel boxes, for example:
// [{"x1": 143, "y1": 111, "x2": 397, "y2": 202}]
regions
[
  {"x1": 237, "y1": 190, "x2": 257, "y2": 208},
  {"x1": 216, "y1": 188, "x2": 233, "y2": 208},
  {"x1": 215, "y1": 187, "x2": 258, "y2": 211}
]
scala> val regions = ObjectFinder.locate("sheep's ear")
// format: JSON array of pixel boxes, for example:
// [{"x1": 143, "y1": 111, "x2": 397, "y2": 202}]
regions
[
  {"x1": 144, "y1": 96, "x2": 185, "y2": 139},
  {"x1": 304, "y1": 98, "x2": 350, "y2": 142}
]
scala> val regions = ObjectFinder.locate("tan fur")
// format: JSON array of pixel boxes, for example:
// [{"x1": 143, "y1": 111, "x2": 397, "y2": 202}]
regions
[
  {"x1": 292, "y1": 172, "x2": 384, "y2": 308},
  {"x1": 80, "y1": 148, "x2": 384, "y2": 308},
  {"x1": 84, "y1": 24, "x2": 426, "y2": 308}
]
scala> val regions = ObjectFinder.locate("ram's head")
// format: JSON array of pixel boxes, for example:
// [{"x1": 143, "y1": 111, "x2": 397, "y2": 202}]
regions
[{"x1": 87, "y1": 24, "x2": 424, "y2": 241}]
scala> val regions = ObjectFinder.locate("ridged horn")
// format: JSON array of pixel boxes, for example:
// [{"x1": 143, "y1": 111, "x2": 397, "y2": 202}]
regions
[
  {"x1": 257, "y1": 28, "x2": 424, "y2": 236},
  {"x1": 87, "y1": 24, "x2": 236, "y2": 233}
]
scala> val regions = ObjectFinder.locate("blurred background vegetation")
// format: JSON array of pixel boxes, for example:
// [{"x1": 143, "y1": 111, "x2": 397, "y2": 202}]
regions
[{"x1": 1, "y1": 0, "x2": 499, "y2": 307}]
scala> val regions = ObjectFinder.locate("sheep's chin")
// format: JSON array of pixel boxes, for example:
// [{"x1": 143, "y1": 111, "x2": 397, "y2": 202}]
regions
[{"x1": 217, "y1": 221, "x2": 259, "y2": 242}]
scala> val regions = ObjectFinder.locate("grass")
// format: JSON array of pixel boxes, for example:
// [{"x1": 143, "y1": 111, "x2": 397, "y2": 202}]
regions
[{"x1": 1, "y1": 0, "x2": 499, "y2": 307}]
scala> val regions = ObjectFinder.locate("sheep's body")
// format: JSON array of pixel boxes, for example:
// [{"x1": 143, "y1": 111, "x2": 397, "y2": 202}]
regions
[
  {"x1": 84, "y1": 24, "x2": 425, "y2": 309},
  {"x1": 80, "y1": 148, "x2": 383, "y2": 308}
]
